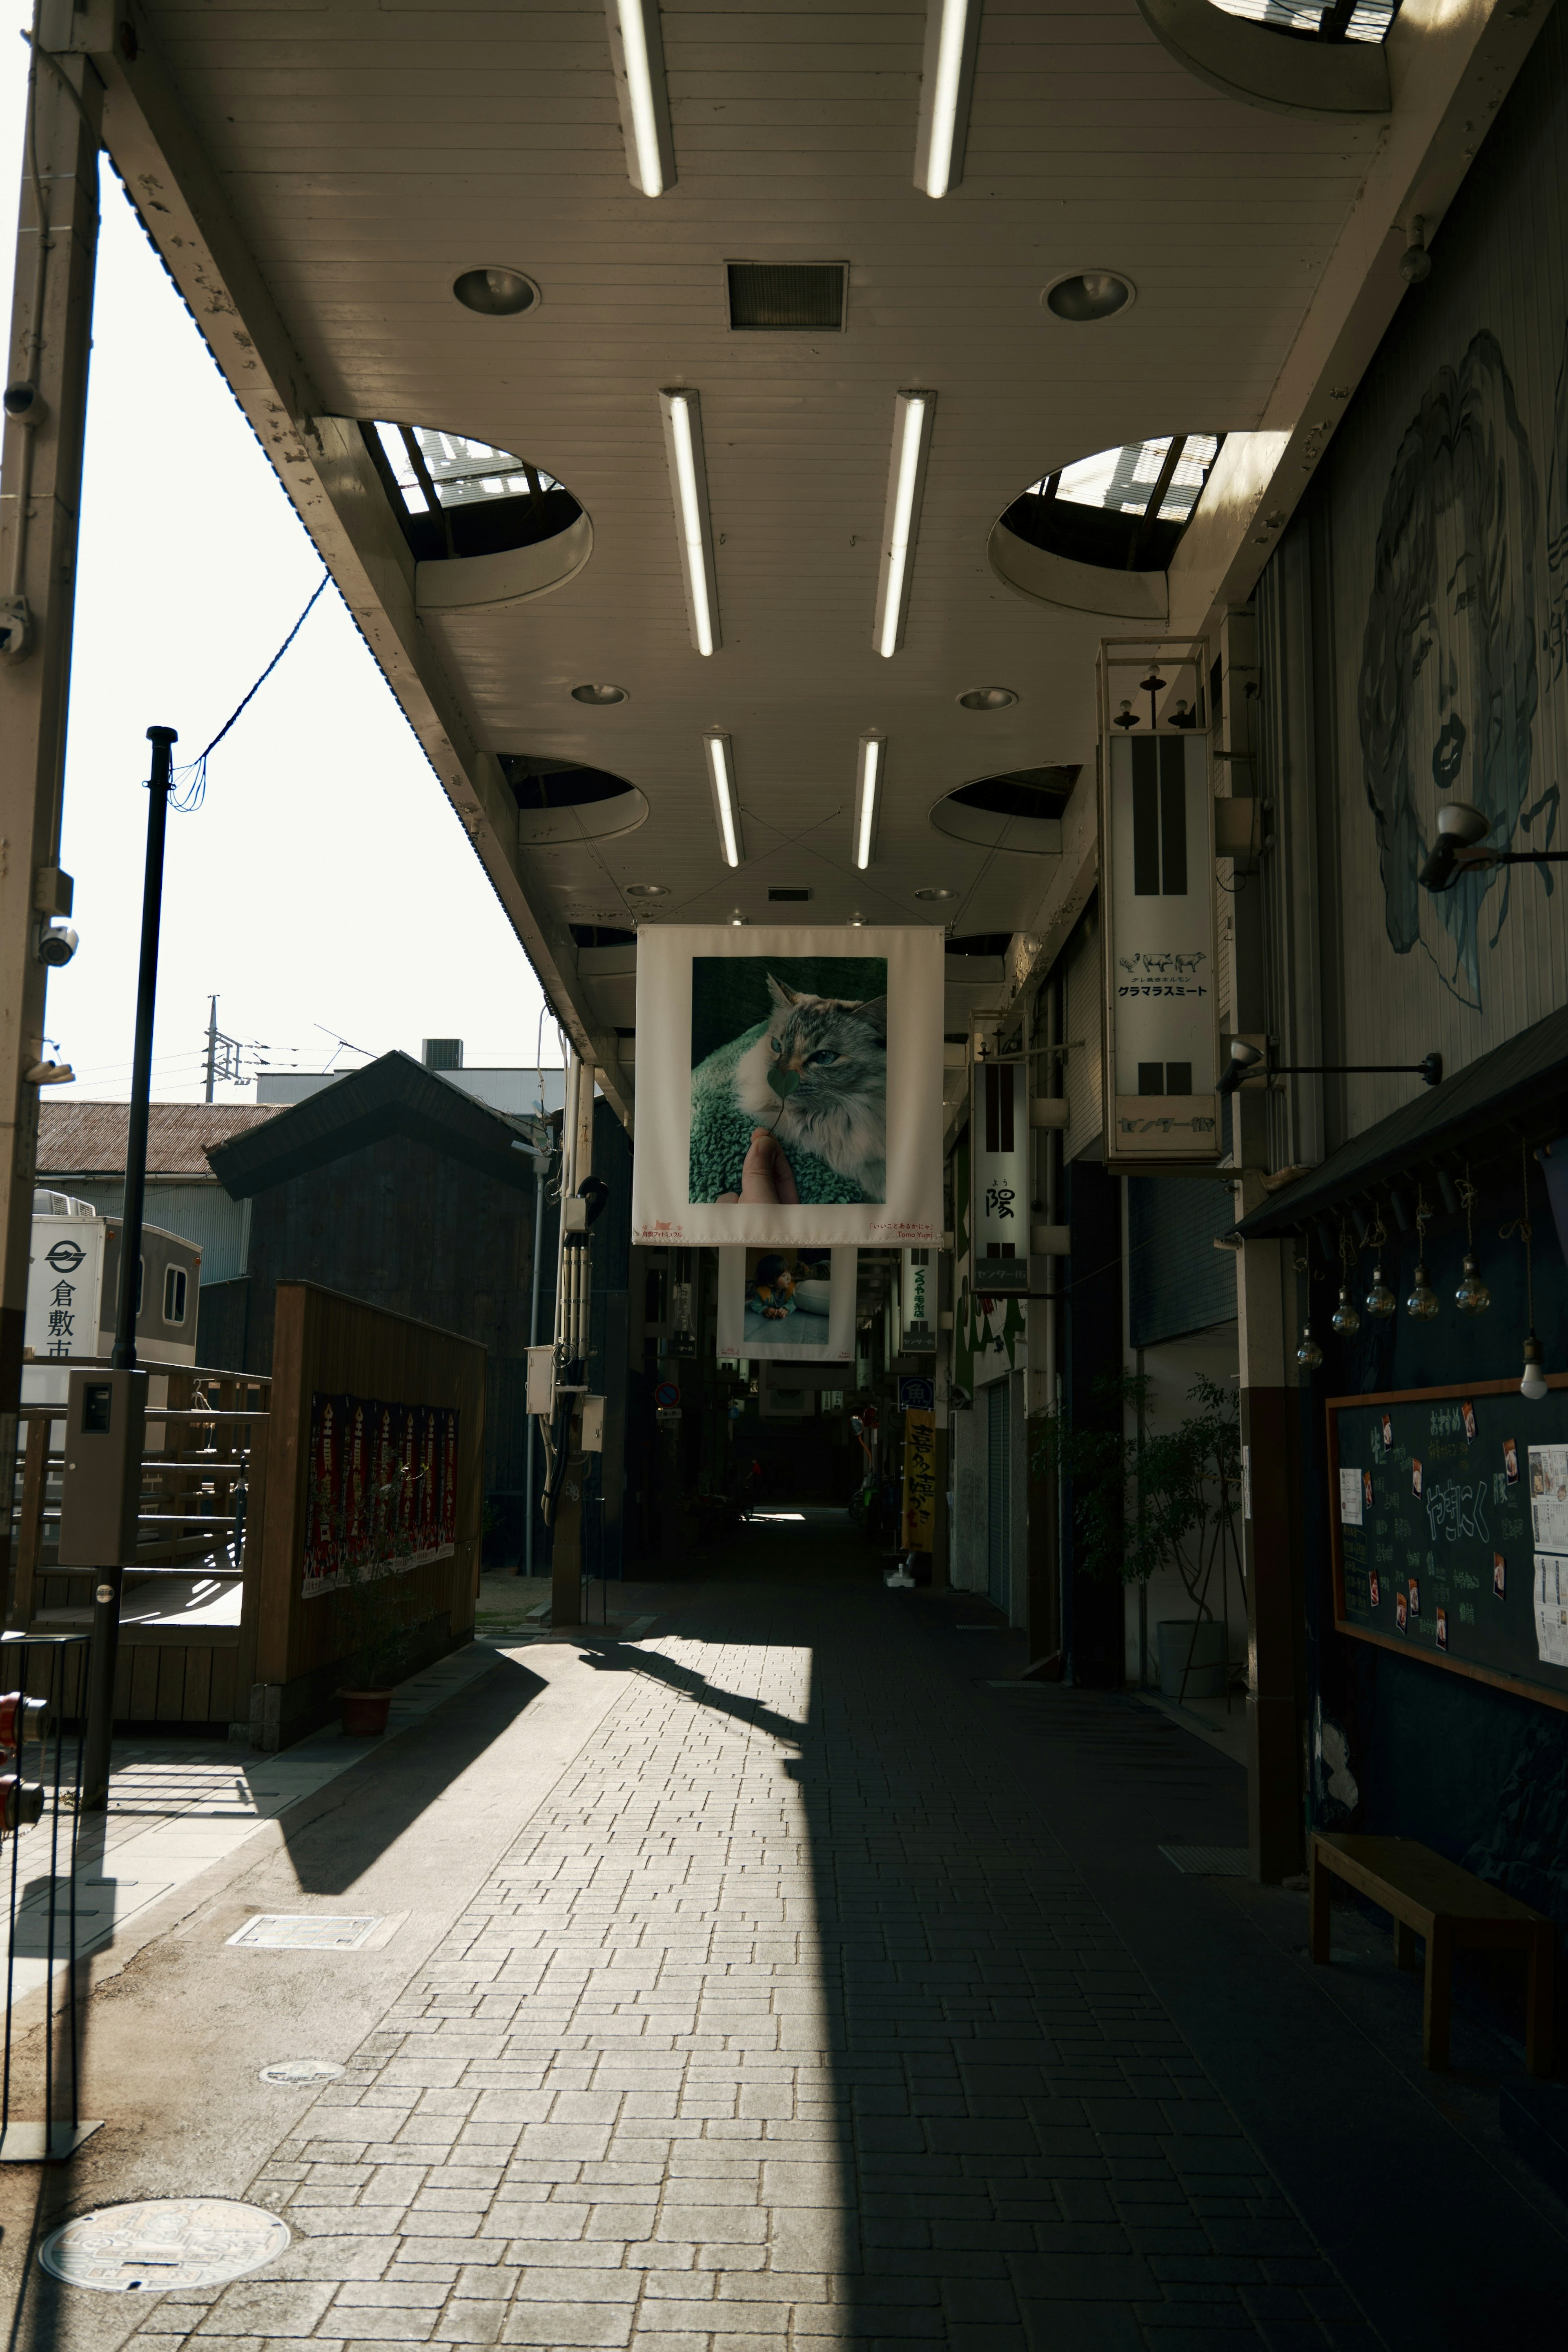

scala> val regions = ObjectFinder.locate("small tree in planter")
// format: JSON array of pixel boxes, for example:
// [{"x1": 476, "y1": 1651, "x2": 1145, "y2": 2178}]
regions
[{"x1": 1033, "y1": 1371, "x2": 1243, "y2": 1700}]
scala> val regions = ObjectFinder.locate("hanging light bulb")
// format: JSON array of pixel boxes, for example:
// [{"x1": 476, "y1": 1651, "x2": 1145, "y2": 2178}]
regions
[
  {"x1": 1331, "y1": 1286, "x2": 1361, "y2": 1336},
  {"x1": 1522, "y1": 1331, "x2": 1548, "y2": 1402},
  {"x1": 1454, "y1": 1167, "x2": 1489, "y2": 1312},
  {"x1": 1296, "y1": 1324, "x2": 1323, "y2": 1370},
  {"x1": 1454, "y1": 1253, "x2": 1491, "y2": 1313},
  {"x1": 1365, "y1": 1264, "x2": 1397, "y2": 1319},
  {"x1": 1405, "y1": 1262, "x2": 1439, "y2": 1320},
  {"x1": 1504, "y1": 1146, "x2": 1548, "y2": 1402},
  {"x1": 1405, "y1": 1190, "x2": 1439, "y2": 1320}
]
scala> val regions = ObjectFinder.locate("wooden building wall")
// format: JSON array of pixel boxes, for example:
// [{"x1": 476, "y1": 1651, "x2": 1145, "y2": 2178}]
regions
[{"x1": 234, "y1": 1128, "x2": 553, "y2": 1546}]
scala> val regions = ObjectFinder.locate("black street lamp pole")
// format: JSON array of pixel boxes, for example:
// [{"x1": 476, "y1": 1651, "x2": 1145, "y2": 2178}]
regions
[
  {"x1": 114, "y1": 725, "x2": 178, "y2": 1369},
  {"x1": 81, "y1": 725, "x2": 177, "y2": 1815}
]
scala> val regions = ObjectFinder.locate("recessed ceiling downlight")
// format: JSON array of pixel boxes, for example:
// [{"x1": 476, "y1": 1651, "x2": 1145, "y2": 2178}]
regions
[
  {"x1": 452, "y1": 266, "x2": 539, "y2": 317},
  {"x1": 914, "y1": 886, "x2": 956, "y2": 901},
  {"x1": 625, "y1": 882, "x2": 669, "y2": 898},
  {"x1": 571, "y1": 682, "x2": 629, "y2": 705},
  {"x1": 957, "y1": 687, "x2": 1018, "y2": 712},
  {"x1": 1043, "y1": 270, "x2": 1134, "y2": 323}
]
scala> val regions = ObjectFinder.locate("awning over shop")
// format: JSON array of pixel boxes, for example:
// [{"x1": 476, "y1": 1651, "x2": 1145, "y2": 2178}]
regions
[{"x1": 1235, "y1": 1004, "x2": 1568, "y2": 1240}]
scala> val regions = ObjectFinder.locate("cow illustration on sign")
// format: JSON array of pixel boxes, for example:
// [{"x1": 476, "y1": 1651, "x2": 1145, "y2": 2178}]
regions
[{"x1": 1359, "y1": 329, "x2": 1547, "y2": 1008}]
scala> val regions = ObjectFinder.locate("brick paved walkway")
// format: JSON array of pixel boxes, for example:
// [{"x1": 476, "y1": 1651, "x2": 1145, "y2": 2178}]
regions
[{"x1": 129, "y1": 1583, "x2": 1371, "y2": 2351}]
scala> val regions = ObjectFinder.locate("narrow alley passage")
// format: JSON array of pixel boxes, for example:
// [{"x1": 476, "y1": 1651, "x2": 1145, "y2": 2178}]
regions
[{"x1": 6, "y1": 1534, "x2": 1566, "y2": 2350}]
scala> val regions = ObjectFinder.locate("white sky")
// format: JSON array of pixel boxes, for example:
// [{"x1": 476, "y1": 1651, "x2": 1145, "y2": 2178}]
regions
[{"x1": 2, "y1": 9, "x2": 558, "y2": 1101}]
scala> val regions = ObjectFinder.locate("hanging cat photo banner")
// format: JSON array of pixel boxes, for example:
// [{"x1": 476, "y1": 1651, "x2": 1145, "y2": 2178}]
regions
[
  {"x1": 632, "y1": 925, "x2": 944, "y2": 1246},
  {"x1": 715, "y1": 1246, "x2": 858, "y2": 1361}
]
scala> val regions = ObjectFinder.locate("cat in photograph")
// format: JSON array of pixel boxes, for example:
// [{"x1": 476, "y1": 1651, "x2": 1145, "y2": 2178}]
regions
[{"x1": 732, "y1": 976, "x2": 886, "y2": 1198}]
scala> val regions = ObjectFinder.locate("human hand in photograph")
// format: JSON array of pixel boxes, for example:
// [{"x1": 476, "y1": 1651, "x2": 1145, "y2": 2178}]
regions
[{"x1": 718, "y1": 1128, "x2": 801, "y2": 1206}]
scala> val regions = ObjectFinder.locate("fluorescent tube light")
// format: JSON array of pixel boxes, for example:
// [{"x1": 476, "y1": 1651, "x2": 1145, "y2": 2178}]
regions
[
  {"x1": 606, "y1": 0, "x2": 676, "y2": 198},
  {"x1": 915, "y1": 0, "x2": 983, "y2": 200},
  {"x1": 660, "y1": 390, "x2": 720, "y2": 656},
  {"x1": 706, "y1": 733, "x2": 744, "y2": 867},
  {"x1": 854, "y1": 737, "x2": 883, "y2": 870},
  {"x1": 873, "y1": 392, "x2": 935, "y2": 660}
]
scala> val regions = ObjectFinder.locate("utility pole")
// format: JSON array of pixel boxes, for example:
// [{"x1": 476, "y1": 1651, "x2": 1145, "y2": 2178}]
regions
[
  {"x1": 205, "y1": 994, "x2": 218, "y2": 1103},
  {"x1": 0, "y1": 39, "x2": 103, "y2": 1605}
]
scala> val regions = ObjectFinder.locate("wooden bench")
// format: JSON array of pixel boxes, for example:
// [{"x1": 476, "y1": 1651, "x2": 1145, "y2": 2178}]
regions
[{"x1": 1310, "y1": 1833, "x2": 1555, "y2": 2077}]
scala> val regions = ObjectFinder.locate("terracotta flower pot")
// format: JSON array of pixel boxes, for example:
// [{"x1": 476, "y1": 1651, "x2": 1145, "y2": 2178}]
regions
[{"x1": 337, "y1": 1688, "x2": 393, "y2": 1736}]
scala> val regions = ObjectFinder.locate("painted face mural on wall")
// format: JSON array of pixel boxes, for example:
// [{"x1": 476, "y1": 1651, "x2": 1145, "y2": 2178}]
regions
[{"x1": 1358, "y1": 330, "x2": 1545, "y2": 1009}]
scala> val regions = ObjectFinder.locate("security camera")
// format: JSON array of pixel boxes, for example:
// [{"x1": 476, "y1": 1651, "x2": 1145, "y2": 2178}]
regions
[
  {"x1": 36, "y1": 919, "x2": 78, "y2": 968},
  {"x1": 948, "y1": 1384, "x2": 973, "y2": 1413}
]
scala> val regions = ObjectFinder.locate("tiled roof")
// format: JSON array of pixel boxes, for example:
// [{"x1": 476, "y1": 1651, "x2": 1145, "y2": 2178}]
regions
[{"x1": 37, "y1": 1099, "x2": 283, "y2": 1179}]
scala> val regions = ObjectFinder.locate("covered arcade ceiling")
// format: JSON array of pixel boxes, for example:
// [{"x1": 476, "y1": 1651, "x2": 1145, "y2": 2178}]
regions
[{"x1": 58, "y1": 0, "x2": 1549, "y2": 1118}]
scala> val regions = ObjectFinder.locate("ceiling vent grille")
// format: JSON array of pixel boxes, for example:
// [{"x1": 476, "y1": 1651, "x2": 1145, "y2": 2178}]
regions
[
  {"x1": 768, "y1": 887, "x2": 813, "y2": 902},
  {"x1": 726, "y1": 263, "x2": 846, "y2": 333}
]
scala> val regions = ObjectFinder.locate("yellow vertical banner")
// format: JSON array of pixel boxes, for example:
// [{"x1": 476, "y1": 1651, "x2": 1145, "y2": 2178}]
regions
[{"x1": 902, "y1": 1408, "x2": 937, "y2": 1551}]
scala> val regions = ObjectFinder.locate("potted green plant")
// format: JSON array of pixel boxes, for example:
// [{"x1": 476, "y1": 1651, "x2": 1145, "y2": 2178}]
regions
[{"x1": 1033, "y1": 1371, "x2": 1243, "y2": 1701}]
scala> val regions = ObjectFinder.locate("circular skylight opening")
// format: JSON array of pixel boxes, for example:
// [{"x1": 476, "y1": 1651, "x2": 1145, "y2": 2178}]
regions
[
  {"x1": 957, "y1": 687, "x2": 1018, "y2": 712},
  {"x1": 933, "y1": 767, "x2": 1078, "y2": 854},
  {"x1": 504, "y1": 756, "x2": 648, "y2": 846},
  {"x1": 1043, "y1": 270, "x2": 1135, "y2": 323},
  {"x1": 361, "y1": 421, "x2": 588, "y2": 604},
  {"x1": 452, "y1": 266, "x2": 539, "y2": 317},
  {"x1": 997, "y1": 433, "x2": 1223, "y2": 576},
  {"x1": 571, "y1": 682, "x2": 629, "y2": 706}
]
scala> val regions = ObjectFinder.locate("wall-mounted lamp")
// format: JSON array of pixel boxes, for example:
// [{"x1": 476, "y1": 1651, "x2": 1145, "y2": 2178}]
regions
[
  {"x1": 660, "y1": 389, "x2": 719, "y2": 655},
  {"x1": 606, "y1": 0, "x2": 676, "y2": 197},
  {"x1": 1399, "y1": 215, "x2": 1432, "y2": 285},
  {"x1": 873, "y1": 391, "x2": 936, "y2": 659},
  {"x1": 705, "y1": 732, "x2": 743, "y2": 867},
  {"x1": 1419, "y1": 799, "x2": 1568, "y2": 893},
  {"x1": 913, "y1": 0, "x2": 983, "y2": 199},
  {"x1": 853, "y1": 736, "x2": 883, "y2": 869},
  {"x1": 1218, "y1": 1038, "x2": 1442, "y2": 1096}
]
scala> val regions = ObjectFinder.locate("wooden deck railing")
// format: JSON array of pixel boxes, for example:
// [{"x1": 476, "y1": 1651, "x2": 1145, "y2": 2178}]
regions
[{"x1": 5, "y1": 1362, "x2": 271, "y2": 1725}]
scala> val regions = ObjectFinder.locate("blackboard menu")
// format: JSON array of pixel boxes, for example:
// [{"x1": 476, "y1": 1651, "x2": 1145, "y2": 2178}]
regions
[{"x1": 1328, "y1": 1377, "x2": 1568, "y2": 1713}]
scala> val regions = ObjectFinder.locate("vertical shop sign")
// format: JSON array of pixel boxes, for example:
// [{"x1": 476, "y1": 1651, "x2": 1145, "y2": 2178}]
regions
[
  {"x1": 970, "y1": 1059, "x2": 1030, "y2": 1293},
  {"x1": 1102, "y1": 720, "x2": 1221, "y2": 1167},
  {"x1": 902, "y1": 1407, "x2": 937, "y2": 1550},
  {"x1": 901, "y1": 1247, "x2": 936, "y2": 1350}
]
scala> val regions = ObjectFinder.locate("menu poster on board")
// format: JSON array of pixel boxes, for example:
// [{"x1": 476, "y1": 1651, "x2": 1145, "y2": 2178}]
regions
[
  {"x1": 1535, "y1": 1554, "x2": 1568, "y2": 1668},
  {"x1": 1528, "y1": 1445, "x2": 1568, "y2": 1553}
]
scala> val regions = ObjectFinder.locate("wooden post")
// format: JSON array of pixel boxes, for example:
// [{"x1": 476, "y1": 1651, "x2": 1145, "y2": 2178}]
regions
[{"x1": 0, "y1": 47, "x2": 104, "y2": 1572}]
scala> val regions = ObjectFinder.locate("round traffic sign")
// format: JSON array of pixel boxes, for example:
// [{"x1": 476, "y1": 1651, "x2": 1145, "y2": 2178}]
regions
[{"x1": 654, "y1": 1380, "x2": 680, "y2": 1409}]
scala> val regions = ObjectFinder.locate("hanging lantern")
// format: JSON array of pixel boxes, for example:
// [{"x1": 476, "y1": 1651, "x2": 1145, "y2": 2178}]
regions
[
  {"x1": 1522, "y1": 1332, "x2": 1548, "y2": 1403},
  {"x1": 1296, "y1": 1325, "x2": 1323, "y2": 1370},
  {"x1": 1331, "y1": 1285, "x2": 1361, "y2": 1336},
  {"x1": 1502, "y1": 1146, "x2": 1549, "y2": 1401}
]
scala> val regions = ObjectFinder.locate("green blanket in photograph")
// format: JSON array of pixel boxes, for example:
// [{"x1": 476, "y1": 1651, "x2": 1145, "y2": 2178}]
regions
[{"x1": 688, "y1": 1023, "x2": 869, "y2": 1206}]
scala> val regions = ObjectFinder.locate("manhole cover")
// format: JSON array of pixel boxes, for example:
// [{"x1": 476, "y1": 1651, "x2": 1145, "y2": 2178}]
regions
[
  {"x1": 258, "y1": 2058, "x2": 346, "y2": 2086},
  {"x1": 227, "y1": 1915, "x2": 380, "y2": 1950},
  {"x1": 40, "y1": 2198, "x2": 290, "y2": 2291}
]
